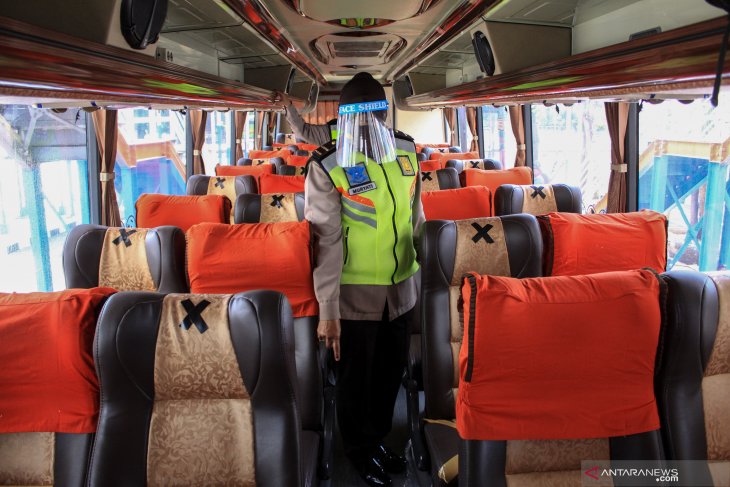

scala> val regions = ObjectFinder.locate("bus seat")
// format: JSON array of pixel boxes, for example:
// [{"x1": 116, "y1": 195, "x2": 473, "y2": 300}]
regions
[
  {"x1": 421, "y1": 167, "x2": 460, "y2": 192},
  {"x1": 464, "y1": 167, "x2": 533, "y2": 196},
  {"x1": 87, "y1": 290, "x2": 305, "y2": 487},
  {"x1": 235, "y1": 193, "x2": 305, "y2": 224},
  {"x1": 63, "y1": 224, "x2": 188, "y2": 293},
  {"x1": 216, "y1": 163, "x2": 275, "y2": 177},
  {"x1": 447, "y1": 159, "x2": 502, "y2": 186},
  {"x1": 249, "y1": 149, "x2": 292, "y2": 160},
  {"x1": 538, "y1": 211, "x2": 668, "y2": 276},
  {"x1": 235, "y1": 156, "x2": 286, "y2": 174},
  {"x1": 458, "y1": 270, "x2": 665, "y2": 487},
  {"x1": 185, "y1": 221, "x2": 328, "y2": 482},
  {"x1": 657, "y1": 271, "x2": 728, "y2": 487},
  {"x1": 187, "y1": 175, "x2": 257, "y2": 223},
  {"x1": 420, "y1": 145, "x2": 450, "y2": 158},
  {"x1": 430, "y1": 151, "x2": 479, "y2": 162},
  {"x1": 417, "y1": 152, "x2": 427, "y2": 162},
  {"x1": 259, "y1": 173, "x2": 306, "y2": 194},
  {"x1": 494, "y1": 183, "x2": 582, "y2": 216},
  {"x1": 418, "y1": 215, "x2": 542, "y2": 483},
  {"x1": 420, "y1": 160, "x2": 443, "y2": 171},
  {"x1": 0, "y1": 288, "x2": 115, "y2": 487},
  {"x1": 136, "y1": 194, "x2": 230, "y2": 232},
  {"x1": 446, "y1": 158, "x2": 502, "y2": 173},
  {"x1": 421, "y1": 187, "x2": 492, "y2": 221}
]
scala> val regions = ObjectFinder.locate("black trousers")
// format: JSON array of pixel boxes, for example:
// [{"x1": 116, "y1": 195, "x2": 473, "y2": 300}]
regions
[{"x1": 336, "y1": 307, "x2": 410, "y2": 460}]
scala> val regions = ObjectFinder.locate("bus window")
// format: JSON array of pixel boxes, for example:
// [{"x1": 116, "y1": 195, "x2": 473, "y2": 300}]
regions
[
  {"x1": 531, "y1": 101, "x2": 611, "y2": 213},
  {"x1": 0, "y1": 106, "x2": 90, "y2": 292},
  {"x1": 203, "y1": 111, "x2": 233, "y2": 173},
  {"x1": 116, "y1": 108, "x2": 187, "y2": 225},
  {"x1": 481, "y1": 106, "x2": 516, "y2": 169},
  {"x1": 638, "y1": 99, "x2": 730, "y2": 272}
]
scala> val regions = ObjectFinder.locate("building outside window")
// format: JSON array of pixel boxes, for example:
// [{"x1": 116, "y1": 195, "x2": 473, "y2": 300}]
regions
[
  {"x1": 116, "y1": 108, "x2": 186, "y2": 225},
  {"x1": 531, "y1": 102, "x2": 612, "y2": 213},
  {"x1": 0, "y1": 106, "x2": 89, "y2": 292}
]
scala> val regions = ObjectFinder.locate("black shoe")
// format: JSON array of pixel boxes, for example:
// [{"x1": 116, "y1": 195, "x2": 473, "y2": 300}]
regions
[
  {"x1": 355, "y1": 456, "x2": 392, "y2": 487},
  {"x1": 374, "y1": 444, "x2": 407, "y2": 474}
]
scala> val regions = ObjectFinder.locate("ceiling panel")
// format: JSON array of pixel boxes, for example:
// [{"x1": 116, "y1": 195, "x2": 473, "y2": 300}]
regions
[
  {"x1": 164, "y1": 0, "x2": 242, "y2": 31},
  {"x1": 485, "y1": 0, "x2": 578, "y2": 26},
  {"x1": 297, "y1": 0, "x2": 427, "y2": 22}
]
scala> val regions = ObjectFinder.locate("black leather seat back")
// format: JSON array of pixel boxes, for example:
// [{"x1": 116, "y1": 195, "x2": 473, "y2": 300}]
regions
[
  {"x1": 420, "y1": 167, "x2": 460, "y2": 192},
  {"x1": 446, "y1": 159, "x2": 502, "y2": 173},
  {"x1": 494, "y1": 183, "x2": 582, "y2": 216},
  {"x1": 420, "y1": 214, "x2": 542, "y2": 421},
  {"x1": 657, "y1": 271, "x2": 726, "y2": 485},
  {"x1": 63, "y1": 224, "x2": 187, "y2": 293},
  {"x1": 235, "y1": 193, "x2": 305, "y2": 224},
  {"x1": 187, "y1": 174, "x2": 257, "y2": 197},
  {"x1": 88, "y1": 291, "x2": 302, "y2": 487},
  {"x1": 238, "y1": 156, "x2": 286, "y2": 174}
]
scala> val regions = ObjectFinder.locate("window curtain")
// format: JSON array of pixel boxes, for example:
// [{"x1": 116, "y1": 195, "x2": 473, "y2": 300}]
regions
[
  {"x1": 189, "y1": 110, "x2": 207, "y2": 175},
  {"x1": 255, "y1": 111, "x2": 265, "y2": 150},
  {"x1": 234, "y1": 111, "x2": 246, "y2": 162},
  {"x1": 466, "y1": 107, "x2": 479, "y2": 152},
  {"x1": 267, "y1": 111, "x2": 277, "y2": 145},
  {"x1": 445, "y1": 108, "x2": 457, "y2": 147},
  {"x1": 303, "y1": 100, "x2": 338, "y2": 125},
  {"x1": 91, "y1": 110, "x2": 122, "y2": 227},
  {"x1": 508, "y1": 105, "x2": 526, "y2": 167},
  {"x1": 605, "y1": 102, "x2": 630, "y2": 213}
]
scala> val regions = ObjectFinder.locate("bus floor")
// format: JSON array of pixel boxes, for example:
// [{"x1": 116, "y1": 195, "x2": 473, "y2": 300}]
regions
[{"x1": 331, "y1": 387, "x2": 430, "y2": 487}]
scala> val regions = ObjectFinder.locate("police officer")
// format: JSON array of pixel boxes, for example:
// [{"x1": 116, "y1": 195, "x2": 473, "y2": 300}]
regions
[{"x1": 306, "y1": 72, "x2": 424, "y2": 487}]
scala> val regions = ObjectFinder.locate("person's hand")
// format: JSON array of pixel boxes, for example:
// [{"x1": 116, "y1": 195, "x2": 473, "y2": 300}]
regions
[{"x1": 317, "y1": 319, "x2": 341, "y2": 361}]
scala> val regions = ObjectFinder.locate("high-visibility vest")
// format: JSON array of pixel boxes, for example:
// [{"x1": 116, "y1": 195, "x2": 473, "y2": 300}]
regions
[
  {"x1": 327, "y1": 119, "x2": 338, "y2": 140},
  {"x1": 312, "y1": 133, "x2": 419, "y2": 285}
]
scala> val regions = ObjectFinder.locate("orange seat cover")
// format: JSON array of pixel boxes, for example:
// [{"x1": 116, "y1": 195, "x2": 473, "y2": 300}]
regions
[
  {"x1": 430, "y1": 151, "x2": 479, "y2": 161},
  {"x1": 0, "y1": 288, "x2": 116, "y2": 433},
  {"x1": 421, "y1": 187, "x2": 492, "y2": 221},
  {"x1": 419, "y1": 160, "x2": 443, "y2": 171},
  {"x1": 136, "y1": 194, "x2": 230, "y2": 231},
  {"x1": 457, "y1": 270, "x2": 661, "y2": 440},
  {"x1": 539, "y1": 211, "x2": 667, "y2": 276},
  {"x1": 259, "y1": 173, "x2": 305, "y2": 194},
  {"x1": 464, "y1": 167, "x2": 533, "y2": 194},
  {"x1": 186, "y1": 221, "x2": 318, "y2": 318},
  {"x1": 215, "y1": 164, "x2": 274, "y2": 177}
]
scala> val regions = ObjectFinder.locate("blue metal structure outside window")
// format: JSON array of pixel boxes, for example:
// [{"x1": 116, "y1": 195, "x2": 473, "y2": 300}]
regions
[{"x1": 638, "y1": 99, "x2": 730, "y2": 272}]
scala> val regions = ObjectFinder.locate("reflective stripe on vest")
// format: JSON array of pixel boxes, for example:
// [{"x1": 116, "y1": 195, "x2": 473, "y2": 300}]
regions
[{"x1": 323, "y1": 149, "x2": 419, "y2": 285}]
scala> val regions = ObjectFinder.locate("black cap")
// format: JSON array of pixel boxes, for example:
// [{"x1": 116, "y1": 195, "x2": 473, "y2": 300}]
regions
[{"x1": 339, "y1": 72, "x2": 386, "y2": 105}]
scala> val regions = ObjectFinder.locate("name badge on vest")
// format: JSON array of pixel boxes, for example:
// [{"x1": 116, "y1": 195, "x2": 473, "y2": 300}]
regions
[
  {"x1": 345, "y1": 166, "x2": 377, "y2": 195},
  {"x1": 397, "y1": 155, "x2": 415, "y2": 176}
]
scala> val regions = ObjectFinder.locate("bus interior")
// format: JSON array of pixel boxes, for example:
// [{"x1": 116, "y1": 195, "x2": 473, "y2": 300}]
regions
[{"x1": 0, "y1": 0, "x2": 729, "y2": 486}]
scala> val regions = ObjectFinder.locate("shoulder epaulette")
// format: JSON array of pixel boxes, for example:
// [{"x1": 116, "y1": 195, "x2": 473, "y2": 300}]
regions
[
  {"x1": 310, "y1": 141, "x2": 336, "y2": 162},
  {"x1": 393, "y1": 129, "x2": 414, "y2": 142}
]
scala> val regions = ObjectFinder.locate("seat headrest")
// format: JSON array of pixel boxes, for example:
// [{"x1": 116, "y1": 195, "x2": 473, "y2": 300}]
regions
[{"x1": 135, "y1": 194, "x2": 230, "y2": 231}]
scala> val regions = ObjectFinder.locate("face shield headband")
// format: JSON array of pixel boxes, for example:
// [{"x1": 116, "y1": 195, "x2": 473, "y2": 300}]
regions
[{"x1": 336, "y1": 99, "x2": 396, "y2": 168}]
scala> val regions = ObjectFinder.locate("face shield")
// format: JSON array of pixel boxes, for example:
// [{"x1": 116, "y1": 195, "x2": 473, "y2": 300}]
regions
[{"x1": 335, "y1": 99, "x2": 396, "y2": 168}]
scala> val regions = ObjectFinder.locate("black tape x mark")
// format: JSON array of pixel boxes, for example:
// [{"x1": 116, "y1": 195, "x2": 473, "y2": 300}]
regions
[
  {"x1": 469, "y1": 161, "x2": 481, "y2": 168},
  {"x1": 215, "y1": 177, "x2": 226, "y2": 189},
  {"x1": 180, "y1": 299, "x2": 210, "y2": 334},
  {"x1": 421, "y1": 171, "x2": 433, "y2": 181},
  {"x1": 271, "y1": 194, "x2": 285, "y2": 208},
  {"x1": 530, "y1": 185, "x2": 547, "y2": 199},
  {"x1": 112, "y1": 228, "x2": 137, "y2": 247},
  {"x1": 471, "y1": 222, "x2": 494, "y2": 244}
]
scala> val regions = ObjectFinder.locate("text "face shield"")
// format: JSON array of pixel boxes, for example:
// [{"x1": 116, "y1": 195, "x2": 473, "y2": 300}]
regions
[{"x1": 336, "y1": 100, "x2": 396, "y2": 168}]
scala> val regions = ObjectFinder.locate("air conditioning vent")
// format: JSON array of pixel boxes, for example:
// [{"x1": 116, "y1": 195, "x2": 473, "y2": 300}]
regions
[{"x1": 329, "y1": 41, "x2": 389, "y2": 58}]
